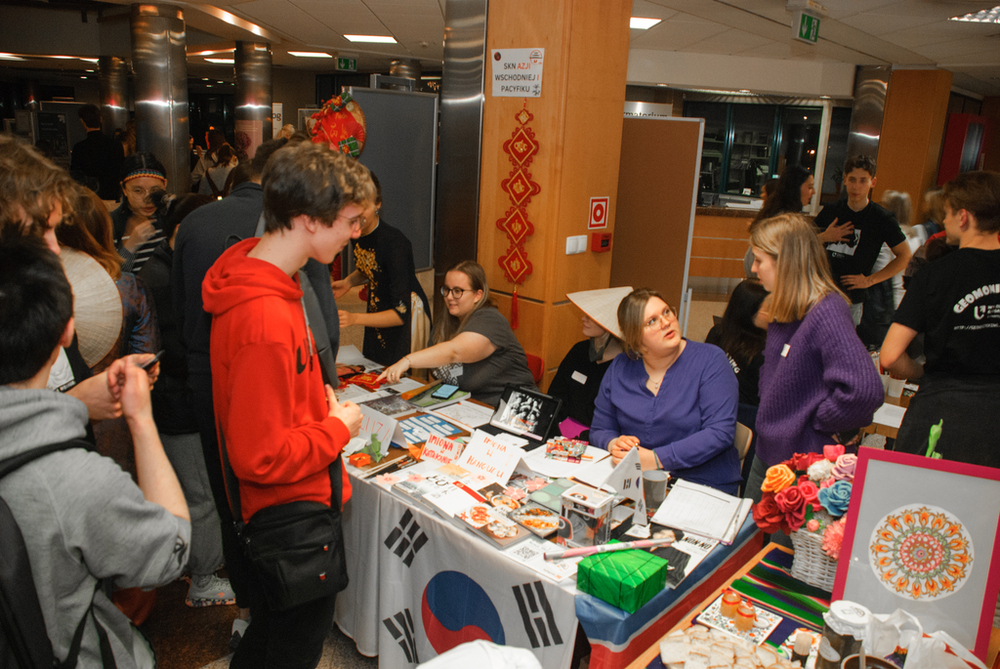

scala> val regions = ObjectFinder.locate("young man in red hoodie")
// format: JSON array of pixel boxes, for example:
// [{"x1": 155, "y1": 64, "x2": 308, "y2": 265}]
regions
[{"x1": 202, "y1": 141, "x2": 370, "y2": 669}]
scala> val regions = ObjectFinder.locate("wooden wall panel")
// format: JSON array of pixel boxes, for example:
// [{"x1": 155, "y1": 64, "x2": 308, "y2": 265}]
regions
[
  {"x1": 691, "y1": 237, "x2": 750, "y2": 258},
  {"x1": 875, "y1": 69, "x2": 952, "y2": 205},
  {"x1": 689, "y1": 257, "x2": 746, "y2": 279},
  {"x1": 611, "y1": 117, "x2": 702, "y2": 310},
  {"x1": 477, "y1": 0, "x2": 632, "y2": 374},
  {"x1": 695, "y1": 215, "x2": 753, "y2": 238}
]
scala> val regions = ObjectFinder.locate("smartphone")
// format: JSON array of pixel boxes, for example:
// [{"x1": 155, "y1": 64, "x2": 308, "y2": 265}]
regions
[
  {"x1": 140, "y1": 351, "x2": 164, "y2": 371},
  {"x1": 431, "y1": 383, "x2": 459, "y2": 400}
]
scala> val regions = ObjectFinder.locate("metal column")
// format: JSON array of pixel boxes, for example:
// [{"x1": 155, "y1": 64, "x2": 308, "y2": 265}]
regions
[
  {"x1": 235, "y1": 42, "x2": 273, "y2": 158},
  {"x1": 434, "y1": 0, "x2": 488, "y2": 299},
  {"x1": 846, "y1": 65, "x2": 891, "y2": 163},
  {"x1": 130, "y1": 3, "x2": 190, "y2": 194},
  {"x1": 99, "y1": 56, "x2": 130, "y2": 136}
]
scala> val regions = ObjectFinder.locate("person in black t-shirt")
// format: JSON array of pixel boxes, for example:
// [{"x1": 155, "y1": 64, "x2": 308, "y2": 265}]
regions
[
  {"x1": 879, "y1": 171, "x2": 1000, "y2": 468},
  {"x1": 813, "y1": 156, "x2": 911, "y2": 326}
]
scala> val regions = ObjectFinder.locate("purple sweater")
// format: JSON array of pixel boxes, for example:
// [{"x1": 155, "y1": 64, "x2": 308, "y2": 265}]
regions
[
  {"x1": 756, "y1": 293, "x2": 884, "y2": 465},
  {"x1": 591, "y1": 341, "x2": 741, "y2": 494}
]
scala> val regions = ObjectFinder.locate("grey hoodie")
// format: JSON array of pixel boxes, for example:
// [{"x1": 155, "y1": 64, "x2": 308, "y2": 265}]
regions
[{"x1": 0, "y1": 387, "x2": 190, "y2": 668}]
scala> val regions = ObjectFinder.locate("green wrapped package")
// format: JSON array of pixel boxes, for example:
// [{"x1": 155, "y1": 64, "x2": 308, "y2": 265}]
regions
[{"x1": 577, "y1": 546, "x2": 669, "y2": 613}]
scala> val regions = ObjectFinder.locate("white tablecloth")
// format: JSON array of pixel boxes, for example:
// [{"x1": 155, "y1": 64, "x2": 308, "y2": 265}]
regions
[{"x1": 334, "y1": 473, "x2": 578, "y2": 668}]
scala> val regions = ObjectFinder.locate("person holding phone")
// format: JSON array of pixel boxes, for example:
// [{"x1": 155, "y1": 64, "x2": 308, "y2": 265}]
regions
[
  {"x1": 111, "y1": 152, "x2": 168, "y2": 273},
  {"x1": 378, "y1": 261, "x2": 535, "y2": 406}
]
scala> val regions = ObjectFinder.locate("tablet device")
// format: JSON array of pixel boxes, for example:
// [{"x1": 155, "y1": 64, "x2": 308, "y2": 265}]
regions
[{"x1": 481, "y1": 385, "x2": 562, "y2": 450}]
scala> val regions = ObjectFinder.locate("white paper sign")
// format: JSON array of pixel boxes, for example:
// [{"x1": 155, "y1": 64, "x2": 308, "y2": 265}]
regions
[
  {"x1": 420, "y1": 433, "x2": 463, "y2": 465},
  {"x1": 357, "y1": 404, "x2": 398, "y2": 458},
  {"x1": 454, "y1": 429, "x2": 524, "y2": 484},
  {"x1": 491, "y1": 48, "x2": 544, "y2": 98},
  {"x1": 598, "y1": 447, "x2": 647, "y2": 525}
]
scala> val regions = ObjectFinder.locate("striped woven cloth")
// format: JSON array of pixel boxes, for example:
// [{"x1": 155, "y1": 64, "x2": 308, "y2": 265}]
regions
[{"x1": 729, "y1": 548, "x2": 831, "y2": 648}]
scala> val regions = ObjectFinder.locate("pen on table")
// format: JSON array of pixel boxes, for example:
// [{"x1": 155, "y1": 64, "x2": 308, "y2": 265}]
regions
[{"x1": 543, "y1": 536, "x2": 675, "y2": 561}]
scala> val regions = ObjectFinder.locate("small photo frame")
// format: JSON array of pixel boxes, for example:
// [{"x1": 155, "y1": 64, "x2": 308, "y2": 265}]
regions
[
  {"x1": 833, "y1": 449, "x2": 1000, "y2": 661},
  {"x1": 489, "y1": 385, "x2": 561, "y2": 444}
]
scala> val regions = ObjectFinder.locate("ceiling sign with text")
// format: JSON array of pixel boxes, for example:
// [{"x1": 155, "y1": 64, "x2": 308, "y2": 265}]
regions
[{"x1": 491, "y1": 48, "x2": 544, "y2": 98}]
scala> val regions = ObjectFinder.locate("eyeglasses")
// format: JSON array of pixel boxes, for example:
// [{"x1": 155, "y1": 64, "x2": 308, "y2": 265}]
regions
[
  {"x1": 335, "y1": 213, "x2": 365, "y2": 230},
  {"x1": 125, "y1": 186, "x2": 164, "y2": 200},
  {"x1": 441, "y1": 286, "x2": 472, "y2": 299},
  {"x1": 643, "y1": 308, "x2": 675, "y2": 330}
]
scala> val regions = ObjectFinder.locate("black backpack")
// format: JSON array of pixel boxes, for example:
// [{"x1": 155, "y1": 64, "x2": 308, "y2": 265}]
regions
[{"x1": 0, "y1": 439, "x2": 116, "y2": 669}]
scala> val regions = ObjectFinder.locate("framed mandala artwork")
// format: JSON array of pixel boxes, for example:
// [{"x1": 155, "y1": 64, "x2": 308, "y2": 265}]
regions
[{"x1": 832, "y1": 449, "x2": 1000, "y2": 662}]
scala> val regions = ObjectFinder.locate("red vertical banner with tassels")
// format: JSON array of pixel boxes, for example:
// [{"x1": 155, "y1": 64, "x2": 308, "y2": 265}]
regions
[{"x1": 496, "y1": 102, "x2": 539, "y2": 329}]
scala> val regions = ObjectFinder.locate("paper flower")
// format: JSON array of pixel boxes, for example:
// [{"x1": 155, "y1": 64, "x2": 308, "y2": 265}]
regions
[
  {"x1": 806, "y1": 519, "x2": 820, "y2": 532},
  {"x1": 788, "y1": 452, "x2": 825, "y2": 472},
  {"x1": 807, "y1": 459, "x2": 834, "y2": 483},
  {"x1": 761, "y1": 464, "x2": 796, "y2": 493},
  {"x1": 778, "y1": 490, "x2": 809, "y2": 532},
  {"x1": 752, "y1": 495, "x2": 786, "y2": 534},
  {"x1": 832, "y1": 454, "x2": 858, "y2": 482},
  {"x1": 798, "y1": 479, "x2": 821, "y2": 511},
  {"x1": 818, "y1": 480, "x2": 852, "y2": 517},
  {"x1": 823, "y1": 518, "x2": 846, "y2": 560},
  {"x1": 823, "y1": 444, "x2": 845, "y2": 462}
]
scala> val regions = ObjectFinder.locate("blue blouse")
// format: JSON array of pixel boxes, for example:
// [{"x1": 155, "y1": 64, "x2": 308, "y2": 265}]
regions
[{"x1": 590, "y1": 340, "x2": 741, "y2": 495}]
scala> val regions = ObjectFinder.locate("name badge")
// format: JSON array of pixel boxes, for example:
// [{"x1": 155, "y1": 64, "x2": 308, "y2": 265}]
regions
[
  {"x1": 781, "y1": 344, "x2": 791, "y2": 358},
  {"x1": 571, "y1": 371, "x2": 588, "y2": 385}
]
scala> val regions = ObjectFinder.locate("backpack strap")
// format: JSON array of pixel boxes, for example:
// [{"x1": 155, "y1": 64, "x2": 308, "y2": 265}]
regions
[{"x1": 1, "y1": 439, "x2": 116, "y2": 669}]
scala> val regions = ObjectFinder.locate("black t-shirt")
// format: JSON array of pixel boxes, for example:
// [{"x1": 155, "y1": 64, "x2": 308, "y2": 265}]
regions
[
  {"x1": 814, "y1": 200, "x2": 907, "y2": 304},
  {"x1": 705, "y1": 325, "x2": 763, "y2": 406},
  {"x1": 893, "y1": 247, "x2": 1000, "y2": 379}
]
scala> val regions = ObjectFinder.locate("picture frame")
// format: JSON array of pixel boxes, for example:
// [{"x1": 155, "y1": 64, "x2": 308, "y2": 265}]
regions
[{"x1": 833, "y1": 448, "x2": 1000, "y2": 661}]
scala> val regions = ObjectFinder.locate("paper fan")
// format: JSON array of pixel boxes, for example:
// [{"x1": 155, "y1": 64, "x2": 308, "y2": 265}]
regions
[{"x1": 60, "y1": 247, "x2": 122, "y2": 368}]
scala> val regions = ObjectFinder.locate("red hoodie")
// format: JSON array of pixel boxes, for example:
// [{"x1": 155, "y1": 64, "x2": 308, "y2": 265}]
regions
[{"x1": 202, "y1": 237, "x2": 351, "y2": 522}]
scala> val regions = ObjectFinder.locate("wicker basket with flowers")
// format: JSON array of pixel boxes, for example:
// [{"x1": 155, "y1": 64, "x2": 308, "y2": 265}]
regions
[{"x1": 752, "y1": 445, "x2": 857, "y2": 591}]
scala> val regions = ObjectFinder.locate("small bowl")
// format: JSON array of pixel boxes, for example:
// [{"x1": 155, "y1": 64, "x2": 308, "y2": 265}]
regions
[{"x1": 840, "y1": 654, "x2": 900, "y2": 669}]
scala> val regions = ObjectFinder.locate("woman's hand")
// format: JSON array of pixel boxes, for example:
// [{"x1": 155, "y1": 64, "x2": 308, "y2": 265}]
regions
[
  {"x1": 608, "y1": 435, "x2": 640, "y2": 464},
  {"x1": 331, "y1": 280, "x2": 352, "y2": 299},
  {"x1": 124, "y1": 219, "x2": 156, "y2": 253},
  {"x1": 338, "y1": 309, "x2": 357, "y2": 328},
  {"x1": 377, "y1": 356, "x2": 412, "y2": 384}
]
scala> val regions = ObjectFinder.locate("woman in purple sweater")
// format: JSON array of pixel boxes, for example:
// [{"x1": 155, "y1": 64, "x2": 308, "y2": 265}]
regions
[
  {"x1": 746, "y1": 214, "x2": 883, "y2": 504},
  {"x1": 591, "y1": 289, "x2": 741, "y2": 495}
]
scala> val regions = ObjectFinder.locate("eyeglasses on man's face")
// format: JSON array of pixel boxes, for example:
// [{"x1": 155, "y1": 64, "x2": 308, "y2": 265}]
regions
[
  {"x1": 440, "y1": 286, "x2": 472, "y2": 299},
  {"x1": 643, "y1": 307, "x2": 675, "y2": 330}
]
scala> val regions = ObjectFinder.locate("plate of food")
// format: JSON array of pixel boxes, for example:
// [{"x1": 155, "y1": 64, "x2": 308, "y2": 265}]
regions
[{"x1": 510, "y1": 503, "x2": 561, "y2": 537}]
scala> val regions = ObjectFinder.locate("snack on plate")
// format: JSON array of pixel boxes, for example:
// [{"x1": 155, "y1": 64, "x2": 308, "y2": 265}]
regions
[
  {"x1": 659, "y1": 625, "x2": 798, "y2": 669},
  {"x1": 545, "y1": 437, "x2": 588, "y2": 462},
  {"x1": 509, "y1": 503, "x2": 560, "y2": 537}
]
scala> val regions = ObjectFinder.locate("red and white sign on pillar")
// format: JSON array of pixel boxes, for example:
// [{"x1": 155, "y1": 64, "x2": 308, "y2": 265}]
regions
[{"x1": 588, "y1": 196, "x2": 610, "y2": 230}]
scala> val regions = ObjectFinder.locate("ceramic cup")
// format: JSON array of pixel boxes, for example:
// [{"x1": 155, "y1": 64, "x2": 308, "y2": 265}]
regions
[{"x1": 642, "y1": 470, "x2": 669, "y2": 510}]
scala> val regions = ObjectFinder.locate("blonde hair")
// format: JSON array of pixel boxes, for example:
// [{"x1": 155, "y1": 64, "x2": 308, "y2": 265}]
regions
[
  {"x1": 434, "y1": 260, "x2": 495, "y2": 343},
  {"x1": 616, "y1": 288, "x2": 672, "y2": 359},
  {"x1": 749, "y1": 213, "x2": 847, "y2": 323},
  {"x1": 0, "y1": 135, "x2": 75, "y2": 238}
]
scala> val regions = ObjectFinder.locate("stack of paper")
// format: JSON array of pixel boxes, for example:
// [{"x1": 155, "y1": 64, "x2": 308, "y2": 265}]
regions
[{"x1": 650, "y1": 480, "x2": 752, "y2": 545}]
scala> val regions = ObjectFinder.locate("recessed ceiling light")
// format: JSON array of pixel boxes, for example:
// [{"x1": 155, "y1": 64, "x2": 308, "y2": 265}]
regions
[
  {"x1": 630, "y1": 17, "x2": 662, "y2": 30},
  {"x1": 79, "y1": 58, "x2": 99, "y2": 63},
  {"x1": 344, "y1": 34, "x2": 397, "y2": 44},
  {"x1": 950, "y1": 6, "x2": 1000, "y2": 22},
  {"x1": 288, "y1": 51, "x2": 333, "y2": 58},
  {"x1": 205, "y1": 58, "x2": 235, "y2": 64}
]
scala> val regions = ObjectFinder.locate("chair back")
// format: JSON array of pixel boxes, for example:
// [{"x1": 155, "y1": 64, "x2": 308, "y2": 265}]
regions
[
  {"x1": 525, "y1": 353, "x2": 544, "y2": 385},
  {"x1": 734, "y1": 421, "x2": 752, "y2": 464}
]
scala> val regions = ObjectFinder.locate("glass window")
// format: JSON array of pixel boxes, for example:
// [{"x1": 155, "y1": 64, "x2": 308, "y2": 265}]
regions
[
  {"x1": 777, "y1": 106, "x2": 822, "y2": 176},
  {"x1": 728, "y1": 104, "x2": 777, "y2": 196},
  {"x1": 685, "y1": 101, "x2": 728, "y2": 195}
]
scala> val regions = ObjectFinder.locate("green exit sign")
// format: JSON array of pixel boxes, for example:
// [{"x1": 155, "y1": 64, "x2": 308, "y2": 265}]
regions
[
  {"x1": 337, "y1": 58, "x2": 357, "y2": 71},
  {"x1": 793, "y1": 11, "x2": 820, "y2": 44}
]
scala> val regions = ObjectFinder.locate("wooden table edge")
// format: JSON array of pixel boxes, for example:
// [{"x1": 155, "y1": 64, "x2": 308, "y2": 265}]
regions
[{"x1": 624, "y1": 543, "x2": 792, "y2": 669}]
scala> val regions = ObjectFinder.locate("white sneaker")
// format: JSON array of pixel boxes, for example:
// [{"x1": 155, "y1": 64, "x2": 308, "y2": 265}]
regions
[{"x1": 185, "y1": 573, "x2": 236, "y2": 607}]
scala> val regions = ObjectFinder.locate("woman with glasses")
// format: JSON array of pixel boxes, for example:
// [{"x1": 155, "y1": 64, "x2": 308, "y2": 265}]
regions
[
  {"x1": 378, "y1": 261, "x2": 534, "y2": 406},
  {"x1": 333, "y1": 172, "x2": 431, "y2": 367},
  {"x1": 745, "y1": 214, "x2": 883, "y2": 504},
  {"x1": 590, "y1": 288, "x2": 741, "y2": 495},
  {"x1": 111, "y1": 152, "x2": 168, "y2": 273}
]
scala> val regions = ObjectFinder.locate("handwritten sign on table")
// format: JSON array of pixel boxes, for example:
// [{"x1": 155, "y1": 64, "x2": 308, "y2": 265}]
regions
[
  {"x1": 421, "y1": 433, "x2": 463, "y2": 465},
  {"x1": 357, "y1": 404, "x2": 397, "y2": 458},
  {"x1": 454, "y1": 429, "x2": 524, "y2": 485}
]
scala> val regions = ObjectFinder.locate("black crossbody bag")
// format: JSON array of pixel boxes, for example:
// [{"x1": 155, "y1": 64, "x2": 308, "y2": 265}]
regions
[{"x1": 219, "y1": 427, "x2": 349, "y2": 611}]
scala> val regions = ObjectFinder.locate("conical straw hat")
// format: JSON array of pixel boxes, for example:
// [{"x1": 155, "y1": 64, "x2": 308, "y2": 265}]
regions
[
  {"x1": 60, "y1": 247, "x2": 122, "y2": 368},
  {"x1": 565, "y1": 286, "x2": 633, "y2": 340}
]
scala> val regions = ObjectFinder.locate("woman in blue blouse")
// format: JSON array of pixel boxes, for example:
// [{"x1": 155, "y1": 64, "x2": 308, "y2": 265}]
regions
[{"x1": 590, "y1": 288, "x2": 741, "y2": 495}]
